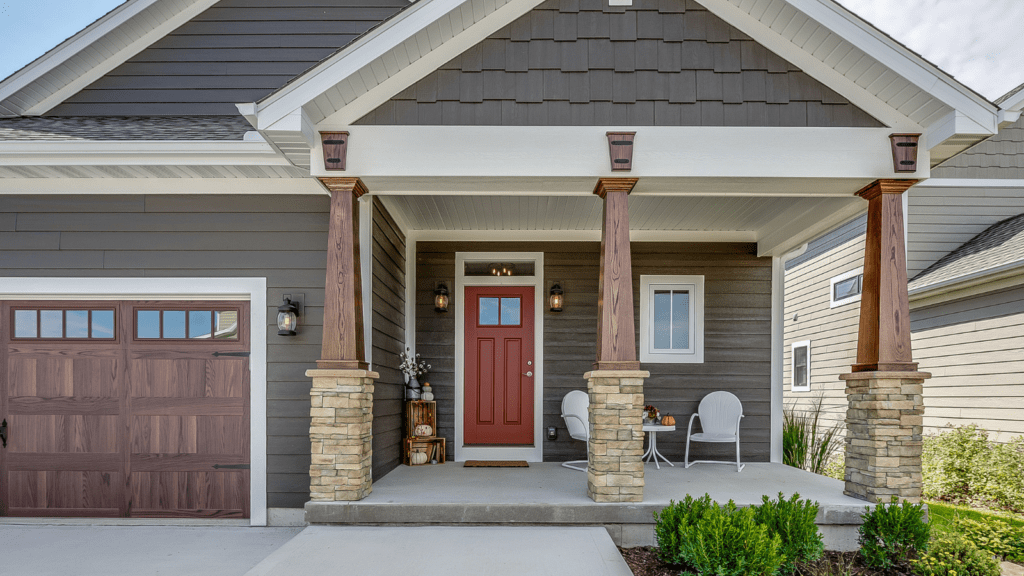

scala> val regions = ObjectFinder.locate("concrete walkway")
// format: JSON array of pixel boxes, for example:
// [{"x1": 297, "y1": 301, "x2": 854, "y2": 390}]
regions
[
  {"x1": 0, "y1": 526, "x2": 303, "y2": 576},
  {"x1": 244, "y1": 526, "x2": 634, "y2": 576}
]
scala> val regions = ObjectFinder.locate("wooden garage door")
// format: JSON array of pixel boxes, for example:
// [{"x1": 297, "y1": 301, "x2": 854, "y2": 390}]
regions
[{"x1": 0, "y1": 301, "x2": 250, "y2": 518}]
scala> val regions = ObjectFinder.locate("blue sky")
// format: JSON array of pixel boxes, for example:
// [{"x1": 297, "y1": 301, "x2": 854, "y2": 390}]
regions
[{"x1": 1, "y1": 0, "x2": 1023, "y2": 101}]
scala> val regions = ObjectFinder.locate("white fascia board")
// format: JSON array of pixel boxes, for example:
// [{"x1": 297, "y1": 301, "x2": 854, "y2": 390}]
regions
[
  {"x1": 915, "y1": 178, "x2": 1024, "y2": 188},
  {"x1": 1, "y1": 0, "x2": 219, "y2": 116},
  {"x1": 316, "y1": 125, "x2": 914, "y2": 180},
  {"x1": 783, "y1": 0, "x2": 998, "y2": 133},
  {"x1": 924, "y1": 110, "x2": 991, "y2": 149},
  {"x1": 0, "y1": 178, "x2": 326, "y2": 196},
  {"x1": 0, "y1": 140, "x2": 288, "y2": 167},
  {"x1": 255, "y1": 0, "x2": 499, "y2": 128},
  {"x1": 409, "y1": 229, "x2": 758, "y2": 242},
  {"x1": 909, "y1": 259, "x2": 1024, "y2": 301}
]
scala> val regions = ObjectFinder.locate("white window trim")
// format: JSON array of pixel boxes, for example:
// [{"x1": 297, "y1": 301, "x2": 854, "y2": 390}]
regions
[
  {"x1": 454, "y1": 252, "x2": 544, "y2": 462},
  {"x1": 791, "y1": 340, "x2": 811, "y2": 392},
  {"x1": 639, "y1": 275, "x2": 705, "y2": 364},
  {"x1": 829, "y1": 267, "x2": 864, "y2": 308},
  {"x1": 0, "y1": 277, "x2": 268, "y2": 526}
]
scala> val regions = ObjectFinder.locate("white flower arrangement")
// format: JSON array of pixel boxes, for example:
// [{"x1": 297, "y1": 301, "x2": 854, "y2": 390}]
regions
[{"x1": 398, "y1": 349, "x2": 430, "y2": 380}]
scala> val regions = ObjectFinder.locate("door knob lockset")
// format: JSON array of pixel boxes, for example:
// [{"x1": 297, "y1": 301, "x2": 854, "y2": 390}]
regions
[{"x1": 522, "y1": 371, "x2": 533, "y2": 377}]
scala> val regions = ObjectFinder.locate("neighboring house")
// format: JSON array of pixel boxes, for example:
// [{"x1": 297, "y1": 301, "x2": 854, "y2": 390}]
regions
[
  {"x1": 0, "y1": 0, "x2": 1007, "y2": 523},
  {"x1": 784, "y1": 85, "x2": 1024, "y2": 442}
]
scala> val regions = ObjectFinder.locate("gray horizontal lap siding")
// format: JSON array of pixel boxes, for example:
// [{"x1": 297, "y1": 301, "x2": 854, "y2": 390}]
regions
[
  {"x1": 356, "y1": 0, "x2": 882, "y2": 126},
  {"x1": 1, "y1": 194, "x2": 356, "y2": 509},
  {"x1": 416, "y1": 241, "x2": 772, "y2": 463},
  {"x1": 48, "y1": 0, "x2": 409, "y2": 116}
]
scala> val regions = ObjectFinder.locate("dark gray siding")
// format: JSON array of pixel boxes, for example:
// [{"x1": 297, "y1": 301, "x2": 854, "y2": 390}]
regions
[
  {"x1": 912, "y1": 285, "x2": 1024, "y2": 332},
  {"x1": 370, "y1": 197, "x2": 406, "y2": 479},
  {"x1": 49, "y1": 0, "x2": 409, "y2": 116},
  {"x1": 416, "y1": 241, "x2": 771, "y2": 462},
  {"x1": 932, "y1": 116, "x2": 1024, "y2": 179},
  {"x1": 0, "y1": 194, "x2": 332, "y2": 509},
  {"x1": 357, "y1": 0, "x2": 882, "y2": 126}
]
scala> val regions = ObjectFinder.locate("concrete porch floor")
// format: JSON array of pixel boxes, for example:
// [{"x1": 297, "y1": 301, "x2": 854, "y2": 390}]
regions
[{"x1": 306, "y1": 462, "x2": 872, "y2": 549}]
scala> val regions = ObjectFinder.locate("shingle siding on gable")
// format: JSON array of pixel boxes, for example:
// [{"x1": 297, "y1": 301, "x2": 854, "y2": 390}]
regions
[
  {"x1": 931, "y1": 115, "x2": 1024, "y2": 179},
  {"x1": 356, "y1": 0, "x2": 883, "y2": 126},
  {"x1": 48, "y1": 0, "x2": 410, "y2": 116}
]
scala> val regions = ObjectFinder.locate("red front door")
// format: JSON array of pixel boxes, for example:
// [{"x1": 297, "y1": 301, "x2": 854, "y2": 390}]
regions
[{"x1": 464, "y1": 286, "x2": 534, "y2": 445}]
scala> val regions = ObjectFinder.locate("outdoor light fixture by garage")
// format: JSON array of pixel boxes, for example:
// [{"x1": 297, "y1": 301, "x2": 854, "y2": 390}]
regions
[
  {"x1": 549, "y1": 283, "x2": 564, "y2": 312},
  {"x1": 277, "y1": 297, "x2": 300, "y2": 336},
  {"x1": 434, "y1": 282, "x2": 450, "y2": 313}
]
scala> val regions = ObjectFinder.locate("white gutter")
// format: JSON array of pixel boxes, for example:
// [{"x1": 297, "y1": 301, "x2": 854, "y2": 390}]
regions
[
  {"x1": 0, "y1": 137, "x2": 290, "y2": 166},
  {"x1": 908, "y1": 259, "x2": 1024, "y2": 301}
]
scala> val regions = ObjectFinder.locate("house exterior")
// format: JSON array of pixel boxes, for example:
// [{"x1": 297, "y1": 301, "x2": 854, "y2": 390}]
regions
[
  {"x1": 784, "y1": 85, "x2": 1024, "y2": 442},
  {"x1": 0, "y1": 0, "x2": 1006, "y2": 525}
]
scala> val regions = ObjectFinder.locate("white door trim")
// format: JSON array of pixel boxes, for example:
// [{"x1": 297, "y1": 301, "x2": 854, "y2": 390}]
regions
[
  {"x1": 454, "y1": 252, "x2": 544, "y2": 462},
  {"x1": 0, "y1": 277, "x2": 268, "y2": 526}
]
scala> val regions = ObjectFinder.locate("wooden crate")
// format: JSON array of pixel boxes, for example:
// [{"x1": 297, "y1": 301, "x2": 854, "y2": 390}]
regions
[
  {"x1": 405, "y1": 401, "x2": 437, "y2": 438},
  {"x1": 403, "y1": 437, "x2": 446, "y2": 466}
]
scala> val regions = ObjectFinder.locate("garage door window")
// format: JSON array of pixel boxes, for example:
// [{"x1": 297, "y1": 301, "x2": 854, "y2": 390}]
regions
[
  {"x1": 12, "y1": 308, "x2": 115, "y2": 339},
  {"x1": 136, "y1": 308, "x2": 239, "y2": 340}
]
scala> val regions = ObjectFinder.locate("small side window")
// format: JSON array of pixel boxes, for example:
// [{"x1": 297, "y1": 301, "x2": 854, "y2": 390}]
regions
[
  {"x1": 830, "y1": 269, "x2": 864, "y2": 308},
  {"x1": 792, "y1": 340, "x2": 811, "y2": 392}
]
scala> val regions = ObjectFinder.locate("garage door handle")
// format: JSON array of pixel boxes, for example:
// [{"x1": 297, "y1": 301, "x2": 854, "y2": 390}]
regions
[
  {"x1": 1, "y1": 419, "x2": 7, "y2": 448},
  {"x1": 212, "y1": 463, "x2": 250, "y2": 470},
  {"x1": 212, "y1": 352, "x2": 250, "y2": 357}
]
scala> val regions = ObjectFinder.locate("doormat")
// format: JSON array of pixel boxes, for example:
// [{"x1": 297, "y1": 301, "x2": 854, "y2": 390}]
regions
[{"x1": 463, "y1": 460, "x2": 529, "y2": 468}]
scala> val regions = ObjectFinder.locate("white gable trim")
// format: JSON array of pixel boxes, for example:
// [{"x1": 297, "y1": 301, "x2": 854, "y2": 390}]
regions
[{"x1": 0, "y1": 0, "x2": 219, "y2": 117}]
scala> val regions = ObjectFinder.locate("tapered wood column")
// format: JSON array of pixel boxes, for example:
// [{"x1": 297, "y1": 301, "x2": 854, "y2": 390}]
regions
[
  {"x1": 853, "y1": 179, "x2": 918, "y2": 372},
  {"x1": 594, "y1": 178, "x2": 640, "y2": 371},
  {"x1": 317, "y1": 177, "x2": 368, "y2": 370}
]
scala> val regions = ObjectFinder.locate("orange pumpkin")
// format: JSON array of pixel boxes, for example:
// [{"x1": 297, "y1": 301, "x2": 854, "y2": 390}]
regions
[{"x1": 661, "y1": 415, "x2": 676, "y2": 426}]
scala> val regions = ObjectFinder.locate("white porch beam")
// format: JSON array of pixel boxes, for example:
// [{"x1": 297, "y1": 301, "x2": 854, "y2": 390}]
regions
[
  {"x1": 0, "y1": 178, "x2": 327, "y2": 195},
  {"x1": 0, "y1": 139, "x2": 287, "y2": 167}
]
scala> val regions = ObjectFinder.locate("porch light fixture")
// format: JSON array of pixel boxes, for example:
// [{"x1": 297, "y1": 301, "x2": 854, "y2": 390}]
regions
[
  {"x1": 549, "y1": 283, "x2": 564, "y2": 312},
  {"x1": 277, "y1": 297, "x2": 299, "y2": 336},
  {"x1": 434, "y1": 282, "x2": 450, "y2": 313}
]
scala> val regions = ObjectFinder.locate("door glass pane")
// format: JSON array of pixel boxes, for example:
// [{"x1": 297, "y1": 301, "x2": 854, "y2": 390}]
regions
[
  {"x1": 163, "y1": 311, "x2": 186, "y2": 338},
  {"x1": 653, "y1": 290, "x2": 671, "y2": 349},
  {"x1": 14, "y1": 310, "x2": 37, "y2": 338},
  {"x1": 40, "y1": 310, "x2": 63, "y2": 338},
  {"x1": 189, "y1": 310, "x2": 213, "y2": 339},
  {"x1": 479, "y1": 298, "x2": 499, "y2": 325},
  {"x1": 215, "y1": 310, "x2": 239, "y2": 339},
  {"x1": 137, "y1": 310, "x2": 160, "y2": 338},
  {"x1": 92, "y1": 310, "x2": 115, "y2": 339},
  {"x1": 672, "y1": 291, "x2": 689, "y2": 349},
  {"x1": 500, "y1": 298, "x2": 521, "y2": 325},
  {"x1": 66, "y1": 310, "x2": 90, "y2": 338}
]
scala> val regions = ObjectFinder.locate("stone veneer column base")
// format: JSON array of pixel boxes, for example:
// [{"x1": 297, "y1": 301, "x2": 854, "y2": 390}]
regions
[
  {"x1": 307, "y1": 368, "x2": 379, "y2": 502},
  {"x1": 841, "y1": 371, "x2": 930, "y2": 503},
  {"x1": 584, "y1": 370, "x2": 649, "y2": 503}
]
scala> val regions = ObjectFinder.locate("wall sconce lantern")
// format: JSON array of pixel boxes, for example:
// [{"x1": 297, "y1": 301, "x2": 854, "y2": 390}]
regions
[
  {"x1": 549, "y1": 283, "x2": 564, "y2": 312},
  {"x1": 277, "y1": 297, "x2": 300, "y2": 336},
  {"x1": 434, "y1": 282, "x2": 450, "y2": 313}
]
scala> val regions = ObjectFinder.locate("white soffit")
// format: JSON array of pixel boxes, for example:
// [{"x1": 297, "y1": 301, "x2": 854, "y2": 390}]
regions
[{"x1": 0, "y1": 0, "x2": 220, "y2": 117}]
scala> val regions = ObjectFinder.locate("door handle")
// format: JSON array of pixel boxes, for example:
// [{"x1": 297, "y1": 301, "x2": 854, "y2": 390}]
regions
[
  {"x1": 1, "y1": 419, "x2": 7, "y2": 448},
  {"x1": 522, "y1": 371, "x2": 533, "y2": 377}
]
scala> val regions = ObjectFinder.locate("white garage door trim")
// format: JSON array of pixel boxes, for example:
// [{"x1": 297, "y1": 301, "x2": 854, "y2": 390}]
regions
[{"x1": 0, "y1": 277, "x2": 268, "y2": 527}]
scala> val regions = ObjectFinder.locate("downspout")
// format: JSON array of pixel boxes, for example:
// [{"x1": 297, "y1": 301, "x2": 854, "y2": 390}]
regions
[{"x1": 770, "y1": 243, "x2": 808, "y2": 463}]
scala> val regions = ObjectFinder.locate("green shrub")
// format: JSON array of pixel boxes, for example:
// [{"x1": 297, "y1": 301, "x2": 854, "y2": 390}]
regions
[
  {"x1": 858, "y1": 496, "x2": 930, "y2": 570},
  {"x1": 654, "y1": 494, "x2": 783, "y2": 576},
  {"x1": 782, "y1": 396, "x2": 843, "y2": 476},
  {"x1": 751, "y1": 492, "x2": 824, "y2": 574},
  {"x1": 912, "y1": 533, "x2": 1000, "y2": 576},
  {"x1": 922, "y1": 425, "x2": 1024, "y2": 514},
  {"x1": 953, "y1": 516, "x2": 1024, "y2": 561},
  {"x1": 823, "y1": 449, "x2": 845, "y2": 481},
  {"x1": 655, "y1": 493, "x2": 718, "y2": 565}
]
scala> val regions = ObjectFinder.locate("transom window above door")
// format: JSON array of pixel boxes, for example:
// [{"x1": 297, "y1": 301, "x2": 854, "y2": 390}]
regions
[
  {"x1": 639, "y1": 275, "x2": 705, "y2": 364},
  {"x1": 135, "y1": 308, "x2": 239, "y2": 340},
  {"x1": 478, "y1": 297, "x2": 521, "y2": 326},
  {"x1": 12, "y1": 308, "x2": 115, "y2": 339}
]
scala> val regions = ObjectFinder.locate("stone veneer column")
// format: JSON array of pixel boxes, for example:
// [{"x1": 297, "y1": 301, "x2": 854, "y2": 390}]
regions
[
  {"x1": 584, "y1": 370, "x2": 649, "y2": 503},
  {"x1": 308, "y1": 368, "x2": 379, "y2": 502},
  {"x1": 841, "y1": 371, "x2": 929, "y2": 502}
]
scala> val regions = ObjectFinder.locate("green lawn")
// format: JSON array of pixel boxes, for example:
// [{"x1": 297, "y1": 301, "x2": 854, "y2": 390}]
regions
[{"x1": 926, "y1": 500, "x2": 1024, "y2": 533}]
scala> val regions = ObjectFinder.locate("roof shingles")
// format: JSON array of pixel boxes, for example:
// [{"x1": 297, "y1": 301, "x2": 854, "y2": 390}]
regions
[{"x1": 909, "y1": 212, "x2": 1024, "y2": 290}]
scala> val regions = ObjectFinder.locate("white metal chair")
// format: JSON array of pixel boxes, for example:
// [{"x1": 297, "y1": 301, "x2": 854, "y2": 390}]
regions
[
  {"x1": 560, "y1": 390, "x2": 589, "y2": 472},
  {"x1": 685, "y1": 391, "x2": 745, "y2": 472}
]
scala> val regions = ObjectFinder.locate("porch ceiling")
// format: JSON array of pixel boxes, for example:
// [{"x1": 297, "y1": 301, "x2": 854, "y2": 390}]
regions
[{"x1": 380, "y1": 193, "x2": 864, "y2": 256}]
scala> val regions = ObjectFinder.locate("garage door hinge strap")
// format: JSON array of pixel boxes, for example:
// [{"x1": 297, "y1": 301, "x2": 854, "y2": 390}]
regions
[{"x1": 212, "y1": 352, "x2": 251, "y2": 357}]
